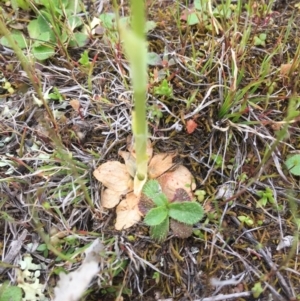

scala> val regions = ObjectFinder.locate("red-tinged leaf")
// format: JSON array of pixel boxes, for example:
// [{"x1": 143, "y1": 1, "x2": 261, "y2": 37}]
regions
[
  {"x1": 138, "y1": 194, "x2": 155, "y2": 215},
  {"x1": 172, "y1": 188, "x2": 191, "y2": 202},
  {"x1": 170, "y1": 219, "x2": 193, "y2": 239}
]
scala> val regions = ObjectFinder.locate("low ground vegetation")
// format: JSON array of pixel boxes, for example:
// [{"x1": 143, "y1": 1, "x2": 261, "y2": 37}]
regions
[{"x1": 0, "y1": 0, "x2": 300, "y2": 300}]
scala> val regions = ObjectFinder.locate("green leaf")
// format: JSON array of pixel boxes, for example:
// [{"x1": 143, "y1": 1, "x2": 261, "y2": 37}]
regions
[
  {"x1": 32, "y1": 45, "x2": 55, "y2": 60},
  {"x1": 152, "y1": 194, "x2": 169, "y2": 207},
  {"x1": 194, "y1": 0, "x2": 202, "y2": 10},
  {"x1": 150, "y1": 217, "x2": 169, "y2": 242},
  {"x1": 99, "y1": 13, "x2": 116, "y2": 29},
  {"x1": 0, "y1": 283, "x2": 22, "y2": 301},
  {"x1": 251, "y1": 282, "x2": 263, "y2": 298},
  {"x1": 144, "y1": 207, "x2": 168, "y2": 226},
  {"x1": 36, "y1": 243, "x2": 47, "y2": 251},
  {"x1": 79, "y1": 50, "x2": 91, "y2": 67},
  {"x1": 187, "y1": 12, "x2": 206, "y2": 26},
  {"x1": 31, "y1": 32, "x2": 51, "y2": 48},
  {"x1": 147, "y1": 52, "x2": 162, "y2": 66},
  {"x1": 28, "y1": 17, "x2": 52, "y2": 40},
  {"x1": 285, "y1": 154, "x2": 300, "y2": 176},
  {"x1": 145, "y1": 20, "x2": 156, "y2": 32},
  {"x1": 67, "y1": 16, "x2": 83, "y2": 30},
  {"x1": 142, "y1": 180, "x2": 168, "y2": 206},
  {"x1": 68, "y1": 32, "x2": 88, "y2": 47},
  {"x1": 168, "y1": 202, "x2": 204, "y2": 224},
  {"x1": 142, "y1": 180, "x2": 161, "y2": 199},
  {"x1": 259, "y1": 33, "x2": 267, "y2": 41},
  {"x1": 0, "y1": 31, "x2": 27, "y2": 49},
  {"x1": 11, "y1": 0, "x2": 30, "y2": 10}
]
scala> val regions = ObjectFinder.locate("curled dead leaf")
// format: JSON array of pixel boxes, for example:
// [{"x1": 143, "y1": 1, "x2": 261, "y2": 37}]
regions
[
  {"x1": 101, "y1": 189, "x2": 123, "y2": 209},
  {"x1": 115, "y1": 193, "x2": 142, "y2": 230},
  {"x1": 158, "y1": 165, "x2": 196, "y2": 200},
  {"x1": 148, "y1": 153, "x2": 175, "y2": 179},
  {"x1": 119, "y1": 151, "x2": 136, "y2": 178},
  {"x1": 127, "y1": 137, "x2": 153, "y2": 161},
  {"x1": 93, "y1": 161, "x2": 133, "y2": 192}
]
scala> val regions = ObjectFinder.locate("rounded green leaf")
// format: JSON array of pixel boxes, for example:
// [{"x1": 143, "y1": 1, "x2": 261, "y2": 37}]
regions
[
  {"x1": 285, "y1": 154, "x2": 300, "y2": 176},
  {"x1": 168, "y1": 202, "x2": 204, "y2": 224},
  {"x1": 147, "y1": 52, "x2": 162, "y2": 66},
  {"x1": 32, "y1": 45, "x2": 55, "y2": 60},
  {"x1": 142, "y1": 180, "x2": 168, "y2": 206},
  {"x1": 142, "y1": 179, "x2": 160, "y2": 197},
  {"x1": 0, "y1": 31, "x2": 27, "y2": 49},
  {"x1": 144, "y1": 206, "x2": 168, "y2": 226},
  {"x1": 68, "y1": 33, "x2": 88, "y2": 47},
  {"x1": 0, "y1": 284, "x2": 22, "y2": 301},
  {"x1": 145, "y1": 21, "x2": 156, "y2": 32},
  {"x1": 68, "y1": 16, "x2": 83, "y2": 30}
]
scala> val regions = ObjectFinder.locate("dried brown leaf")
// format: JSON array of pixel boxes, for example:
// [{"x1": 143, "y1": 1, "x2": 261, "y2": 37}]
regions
[
  {"x1": 148, "y1": 153, "x2": 175, "y2": 179},
  {"x1": 70, "y1": 99, "x2": 80, "y2": 111},
  {"x1": 115, "y1": 193, "x2": 141, "y2": 230},
  {"x1": 127, "y1": 138, "x2": 153, "y2": 161},
  {"x1": 158, "y1": 165, "x2": 196, "y2": 200},
  {"x1": 280, "y1": 63, "x2": 292, "y2": 76},
  {"x1": 93, "y1": 161, "x2": 133, "y2": 192},
  {"x1": 119, "y1": 151, "x2": 136, "y2": 178},
  {"x1": 101, "y1": 189, "x2": 122, "y2": 208}
]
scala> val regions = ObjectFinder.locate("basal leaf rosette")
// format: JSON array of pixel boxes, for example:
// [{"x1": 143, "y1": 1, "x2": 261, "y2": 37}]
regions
[
  {"x1": 93, "y1": 142, "x2": 198, "y2": 232},
  {"x1": 139, "y1": 171, "x2": 202, "y2": 241}
]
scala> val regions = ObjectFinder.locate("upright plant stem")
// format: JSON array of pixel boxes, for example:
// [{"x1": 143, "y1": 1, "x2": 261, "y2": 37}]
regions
[
  {"x1": 118, "y1": 0, "x2": 148, "y2": 193},
  {"x1": 131, "y1": 0, "x2": 145, "y2": 39},
  {"x1": 130, "y1": 0, "x2": 148, "y2": 182}
]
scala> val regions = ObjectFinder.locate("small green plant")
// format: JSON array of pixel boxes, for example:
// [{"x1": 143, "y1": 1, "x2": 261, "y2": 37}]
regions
[
  {"x1": 46, "y1": 87, "x2": 64, "y2": 102},
  {"x1": 139, "y1": 180, "x2": 204, "y2": 242},
  {"x1": 254, "y1": 33, "x2": 267, "y2": 47},
  {"x1": 237, "y1": 172, "x2": 248, "y2": 183},
  {"x1": 238, "y1": 215, "x2": 254, "y2": 226},
  {"x1": 0, "y1": 76, "x2": 15, "y2": 95},
  {"x1": 152, "y1": 271, "x2": 160, "y2": 284},
  {"x1": 78, "y1": 50, "x2": 94, "y2": 91},
  {"x1": 148, "y1": 104, "x2": 163, "y2": 121},
  {"x1": 285, "y1": 154, "x2": 300, "y2": 176},
  {"x1": 256, "y1": 187, "x2": 275, "y2": 208},
  {"x1": 211, "y1": 153, "x2": 223, "y2": 169},
  {"x1": 154, "y1": 79, "x2": 173, "y2": 98},
  {"x1": 251, "y1": 282, "x2": 264, "y2": 298},
  {"x1": 194, "y1": 189, "x2": 206, "y2": 202}
]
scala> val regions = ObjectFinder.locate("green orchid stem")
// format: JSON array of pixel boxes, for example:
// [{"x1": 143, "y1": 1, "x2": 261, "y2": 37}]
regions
[
  {"x1": 131, "y1": 0, "x2": 145, "y2": 39},
  {"x1": 119, "y1": 0, "x2": 148, "y2": 192}
]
